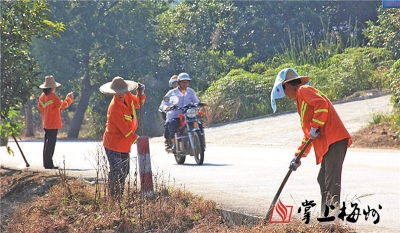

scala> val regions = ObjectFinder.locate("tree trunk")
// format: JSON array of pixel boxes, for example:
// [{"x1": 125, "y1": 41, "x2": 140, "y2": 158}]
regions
[
  {"x1": 0, "y1": 137, "x2": 8, "y2": 147},
  {"x1": 67, "y1": 71, "x2": 94, "y2": 138},
  {"x1": 24, "y1": 99, "x2": 34, "y2": 137}
]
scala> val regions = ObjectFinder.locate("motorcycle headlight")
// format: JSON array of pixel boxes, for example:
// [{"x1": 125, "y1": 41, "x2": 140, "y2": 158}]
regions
[{"x1": 186, "y1": 108, "x2": 197, "y2": 118}]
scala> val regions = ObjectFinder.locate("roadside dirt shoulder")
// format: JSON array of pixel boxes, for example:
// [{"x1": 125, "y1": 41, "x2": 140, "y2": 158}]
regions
[
  {"x1": 0, "y1": 168, "x2": 58, "y2": 231},
  {"x1": 351, "y1": 122, "x2": 399, "y2": 149}
]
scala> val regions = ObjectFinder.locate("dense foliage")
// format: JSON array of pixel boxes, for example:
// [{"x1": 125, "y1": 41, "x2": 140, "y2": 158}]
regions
[
  {"x1": 201, "y1": 67, "x2": 292, "y2": 124},
  {"x1": 0, "y1": 0, "x2": 63, "y2": 145},
  {"x1": 2, "y1": 0, "x2": 399, "y2": 140},
  {"x1": 32, "y1": 1, "x2": 168, "y2": 138},
  {"x1": 314, "y1": 47, "x2": 392, "y2": 99},
  {"x1": 363, "y1": 7, "x2": 400, "y2": 108},
  {"x1": 388, "y1": 60, "x2": 400, "y2": 108},
  {"x1": 364, "y1": 8, "x2": 400, "y2": 59},
  {"x1": 202, "y1": 47, "x2": 394, "y2": 125}
]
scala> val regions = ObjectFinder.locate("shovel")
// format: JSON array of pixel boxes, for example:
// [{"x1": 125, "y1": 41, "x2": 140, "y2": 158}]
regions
[
  {"x1": 11, "y1": 134, "x2": 30, "y2": 167},
  {"x1": 265, "y1": 138, "x2": 313, "y2": 222}
]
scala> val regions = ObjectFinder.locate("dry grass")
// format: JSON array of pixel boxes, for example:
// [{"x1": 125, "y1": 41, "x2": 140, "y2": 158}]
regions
[
  {"x1": 1, "y1": 167, "x2": 354, "y2": 233},
  {"x1": 5, "y1": 180, "x2": 217, "y2": 232}
]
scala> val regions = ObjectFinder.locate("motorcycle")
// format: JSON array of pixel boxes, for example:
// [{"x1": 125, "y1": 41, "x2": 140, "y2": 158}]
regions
[{"x1": 164, "y1": 100, "x2": 206, "y2": 165}]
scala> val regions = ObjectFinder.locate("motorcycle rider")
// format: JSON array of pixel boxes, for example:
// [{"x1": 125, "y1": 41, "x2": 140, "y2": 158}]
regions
[
  {"x1": 159, "y1": 75, "x2": 179, "y2": 147},
  {"x1": 159, "y1": 72, "x2": 201, "y2": 152}
]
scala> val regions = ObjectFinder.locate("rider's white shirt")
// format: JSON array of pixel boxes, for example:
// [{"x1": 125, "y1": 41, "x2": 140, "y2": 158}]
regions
[{"x1": 159, "y1": 87, "x2": 199, "y2": 122}]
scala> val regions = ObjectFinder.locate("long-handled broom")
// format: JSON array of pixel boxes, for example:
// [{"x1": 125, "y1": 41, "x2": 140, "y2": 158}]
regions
[{"x1": 265, "y1": 138, "x2": 313, "y2": 222}]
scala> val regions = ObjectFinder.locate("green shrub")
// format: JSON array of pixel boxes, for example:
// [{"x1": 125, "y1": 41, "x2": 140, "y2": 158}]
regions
[
  {"x1": 387, "y1": 59, "x2": 400, "y2": 108},
  {"x1": 320, "y1": 47, "x2": 392, "y2": 100},
  {"x1": 201, "y1": 49, "x2": 395, "y2": 126},
  {"x1": 250, "y1": 62, "x2": 267, "y2": 74},
  {"x1": 201, "y1": 67, "x2": 299, "y2": 125},
  {"x1": 370, "y1": 113, "x2": 385, "y2": 124}
]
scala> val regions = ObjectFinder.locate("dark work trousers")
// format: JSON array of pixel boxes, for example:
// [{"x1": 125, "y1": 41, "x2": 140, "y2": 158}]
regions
[
  {"x1": 105, "y1": 148, "x2": 130, "y2": 198},
  {"x1": 43, "y1": 128, "x2": 58, "y2": 168},
  {"x1": 167, "y1": 118, "x2": 181, "y2": 139},
  {"x1": 167, "y1": 118, "x2": 204, "y2": 139},
  {"x1": 160, "y1": 112, "x2": 169, "y2": 142},
  {"x1": 317, "y1": 138, "x2": 348, "y2": 214},
  {"x1": 164, "y1": 122, "x2": 169, "y2": 141}
]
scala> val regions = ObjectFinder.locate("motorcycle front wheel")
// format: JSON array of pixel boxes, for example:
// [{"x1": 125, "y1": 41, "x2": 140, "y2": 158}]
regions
[
  {"x1": 174, "y1": 154, "x2": 186, "y2": 164},
  {"x1": 191, "y1": 131, "x2": 205, "y2": 165}
]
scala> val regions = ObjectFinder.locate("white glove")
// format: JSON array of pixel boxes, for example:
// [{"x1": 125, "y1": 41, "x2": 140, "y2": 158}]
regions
[
  {"x1": 310, "y1": 127, "x2": 320, "y2": 139},
  {"x1": 137, "y1": 83, "x2": 145, "y2": 93},
  {"x1": 68, "y1": 92, "x2": 74, "y2": 98},
  {"x1": 289, "y1": 156, "x2": 301, "y2": 171}
]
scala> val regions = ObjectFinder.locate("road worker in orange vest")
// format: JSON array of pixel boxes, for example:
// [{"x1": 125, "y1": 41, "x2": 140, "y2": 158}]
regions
[
  {"x1": 38, "y1": 75, "x2": 74, "y2": 169},
  {"x1": 99, "y1": 76, "x2": 145, "y2": 198},
  {"x1": 271, "y1": 68, "x2": 352, "y2": 215}
]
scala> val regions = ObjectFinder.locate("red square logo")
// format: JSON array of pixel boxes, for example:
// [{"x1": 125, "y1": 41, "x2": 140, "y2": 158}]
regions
[{"x1": 269, "y1": 199, "x2": 293, "y2": 223}]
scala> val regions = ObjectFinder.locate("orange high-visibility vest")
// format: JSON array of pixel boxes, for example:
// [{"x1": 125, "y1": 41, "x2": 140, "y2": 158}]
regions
[
  {"x1": 38, "y1": 92, "x2": 74, "y2": 129},
  {"x1": 103, "y1": 92, "x2": 146, "y2": 153},
  {"x1": 295, "y1": 85, "x2": 352, "y2": 164}
]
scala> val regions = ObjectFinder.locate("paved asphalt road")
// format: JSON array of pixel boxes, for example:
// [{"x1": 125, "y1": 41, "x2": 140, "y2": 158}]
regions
[{"x1": 1, "y1": 94, "x2": 399, "y2": 232}]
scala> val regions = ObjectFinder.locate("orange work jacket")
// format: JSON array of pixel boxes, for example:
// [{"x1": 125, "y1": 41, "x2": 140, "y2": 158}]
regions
[
  {"x1": 38, "y1": 92, "x2": 74, "y2": 129},
  {"x1": 103, "y1": 92, "x2": 146, "y2": 153},
  {"x1": 295, "y1": 85, "x2": 352, "y2": 164}
]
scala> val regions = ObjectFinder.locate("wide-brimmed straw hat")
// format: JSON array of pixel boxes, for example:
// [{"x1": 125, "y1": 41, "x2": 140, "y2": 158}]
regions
[
  {"x1": 99, "y1": 76, "x2": 138, "y2": 94},
  {"x1": 39, "y1": 75, "x2": 61, "y2": 89},
  {"x1": 282, "y1": 68, "x2": 310, "y2": 85},
  {"x1": 270, "y1": 68, "x2": 310, "y2": 113}
]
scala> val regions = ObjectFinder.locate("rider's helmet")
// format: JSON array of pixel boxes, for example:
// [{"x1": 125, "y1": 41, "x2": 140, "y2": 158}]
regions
[
  {"x1": 177, "y1": 72, "x2": 191, "y2": 82},
  {"x1": 169, "y1": 75, "x2": 178, "y2": 88}
]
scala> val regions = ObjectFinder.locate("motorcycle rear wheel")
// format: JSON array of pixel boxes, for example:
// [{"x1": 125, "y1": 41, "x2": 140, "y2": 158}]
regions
[{"x1": 192, "y1": 131, "x2": 205, "y2": 165}]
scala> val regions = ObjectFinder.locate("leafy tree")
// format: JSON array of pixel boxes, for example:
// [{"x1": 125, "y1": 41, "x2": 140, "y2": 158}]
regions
[
  {"x1": 363, "y1": 7, "x2": 400, "y2": 59},
  {"x1": 228, "y1": 1, "x2": 379, "y2": 63},
  {"x1": 27, "y1": 0, "x2": 385, "y2": 138},
  {"x1": 155, "y1": 0, "x2": 241, "y2": 90},
  {"x1": 1, "y1": 0, "x2": 63, "y2": 145},
  {"x1": 155, "y1": 1, "x2": 379, "y2": 92},
  {"x1": 32, "y1": 1, "x2": 168, "y2": 138},
  {"x1": 363, "y1": 8, "x2": 400, "y2": 129},
  {"x1": 231, "y1": 1, "x2": 321, "y2": 61}
]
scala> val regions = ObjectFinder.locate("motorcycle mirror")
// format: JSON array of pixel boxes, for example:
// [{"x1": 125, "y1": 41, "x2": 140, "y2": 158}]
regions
[{"x1": 163, "y1": 96, "x2": 170, "y2": 102}]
